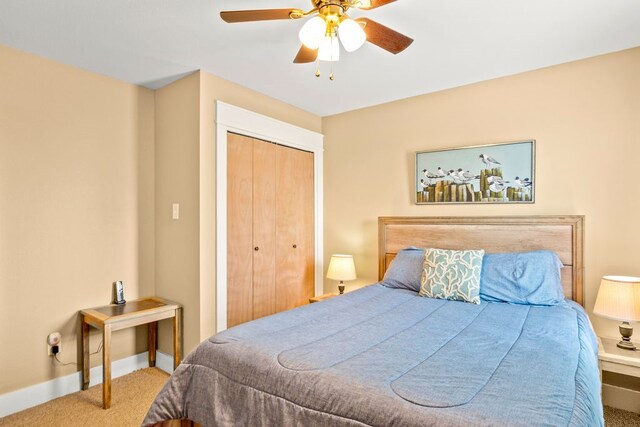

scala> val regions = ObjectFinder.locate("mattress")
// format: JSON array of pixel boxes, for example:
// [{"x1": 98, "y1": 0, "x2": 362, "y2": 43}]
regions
[{"x1": 143, "y1": 285, "x2": 603, "y2": 426}]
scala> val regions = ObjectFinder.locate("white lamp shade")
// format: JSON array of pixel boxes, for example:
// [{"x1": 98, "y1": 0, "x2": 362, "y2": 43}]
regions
[
  {"x1": 318, "y1": 35, "x2": 340, "y2": 61},
  {"x1": 593, "y1": 276, "x2": 640, "y2": 322},
  {"x1": 338, "y1": 18, "x2": 366, "y2": 52},
  {"x1": 327, "y1": 254, "x2": 357, "y2": 281},
  {"x1": 299, "y1": 16, "x2": 326, "y2": 49}
]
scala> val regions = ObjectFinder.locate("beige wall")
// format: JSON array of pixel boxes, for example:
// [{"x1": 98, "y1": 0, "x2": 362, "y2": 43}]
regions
[
  {"x1": 0, "y1": 45, "x2": 155, "y2": 394},
  {"x1": 154, "y1": 73, "x2": 202, "y2": 354},
  {"x1": 322, "y1": 47, "x2": 640, "y2": 342}
]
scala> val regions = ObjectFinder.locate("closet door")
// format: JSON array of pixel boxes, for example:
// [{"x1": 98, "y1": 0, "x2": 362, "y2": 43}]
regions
[
  {"x1": 251, "y1": 138, "x2": 277, "y2": 319},
  {"x1": 275, "y1": 145, "x2": 315, "y2": 312},
  {"x1": 227, "y1": 133, "x2": 254, "y2": 328}
]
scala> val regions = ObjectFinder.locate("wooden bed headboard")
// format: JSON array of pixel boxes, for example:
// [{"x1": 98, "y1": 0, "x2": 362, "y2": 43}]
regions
[{"x1": 378, "y1": 216, "x2": 585, "y2": 305}]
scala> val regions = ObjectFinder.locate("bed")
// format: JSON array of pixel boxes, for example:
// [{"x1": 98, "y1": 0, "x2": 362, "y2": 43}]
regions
[{"x1": 144, "y1": 216, "x2": 603, "y2": 427}]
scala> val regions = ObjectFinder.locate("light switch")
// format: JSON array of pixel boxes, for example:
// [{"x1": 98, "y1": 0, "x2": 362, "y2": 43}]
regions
[{"x1": 172, "y1": 203, "x2": 180, "y2": 220}]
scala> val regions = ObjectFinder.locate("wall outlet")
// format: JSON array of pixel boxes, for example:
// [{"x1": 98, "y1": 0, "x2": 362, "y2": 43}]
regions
[{"x1": 47, "y1": 332, "x2": 61, "y2": 356}]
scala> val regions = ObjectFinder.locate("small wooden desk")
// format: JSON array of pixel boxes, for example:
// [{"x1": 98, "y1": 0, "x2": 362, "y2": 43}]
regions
[{"x1": 80, "y1": 297, "x2": 182, "y2": 409}]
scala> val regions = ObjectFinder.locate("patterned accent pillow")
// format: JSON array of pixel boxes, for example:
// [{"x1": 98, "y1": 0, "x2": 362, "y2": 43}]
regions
[{"x1": 420, "y1": 248, "x2": 485, "y2": 304}]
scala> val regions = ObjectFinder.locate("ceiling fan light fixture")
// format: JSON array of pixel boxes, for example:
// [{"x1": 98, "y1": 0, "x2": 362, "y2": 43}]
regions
[
  {"x1": 338, "y1": 18, "x2": 366, "y2": 52},
  {"x1": 220, "y1": 1, "x2": 414, "y2": 76},
  {"x1": 299, "y1": 16, "x2": 326, "y2": 49},
  {"x1": 318, "y1": 35, "x2": 340, "y2": 62}
]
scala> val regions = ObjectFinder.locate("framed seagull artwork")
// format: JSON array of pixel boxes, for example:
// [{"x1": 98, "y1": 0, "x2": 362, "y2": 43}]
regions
[{"x1": 415, "y1": 140, "x2": 535, "y2": 204}]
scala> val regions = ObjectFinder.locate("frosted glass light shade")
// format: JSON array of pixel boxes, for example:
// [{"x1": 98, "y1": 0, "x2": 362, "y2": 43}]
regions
[
  {"x1": 327, "y1": 255, "x2": 357, "y2": 281},
  {"x1": 593, "y1": 276, "x2": 640, "y2": 322},
  {"x1": 299, "y1": 16, "x2": 326, "y2": 49},
  {"x1": 318, "y1": 35, "x2": 340, "y2": 61},
  {"x1": 339, "y1": 18, "x2": 366, "y2": 52}
]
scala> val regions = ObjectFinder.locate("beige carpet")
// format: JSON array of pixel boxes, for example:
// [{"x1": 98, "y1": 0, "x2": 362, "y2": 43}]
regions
[
  {"x1": 2, "y1": 368, "x2": 639, "y2": 426},
  {"x1": 605, "y1": 405, "x2": 640, "y2": 427},
  {"x1": 0, "y1": 368, "x2": 169, "y2": 427}
]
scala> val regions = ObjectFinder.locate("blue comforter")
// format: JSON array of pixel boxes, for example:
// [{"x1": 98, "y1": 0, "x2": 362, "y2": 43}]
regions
[{"x1": 144, "y1": 285, "x2": 603, "y2": 426}]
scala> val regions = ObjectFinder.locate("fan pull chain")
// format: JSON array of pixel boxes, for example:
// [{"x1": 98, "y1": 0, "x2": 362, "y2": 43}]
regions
[
  {"x1": 313, "y1": 59, "x2": 335, "y2": 81},
  {"x1": 329, "y1": 37, "x2": 336, "y2": 81}
]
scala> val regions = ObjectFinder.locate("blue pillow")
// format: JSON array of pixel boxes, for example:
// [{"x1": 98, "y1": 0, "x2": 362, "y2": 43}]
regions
[
  {"x1": 382, "y1": 247, "x2": 424, "y2": 292},
  {"x1": 480, "y1": 250, "x2": 565, "y2": 306}
]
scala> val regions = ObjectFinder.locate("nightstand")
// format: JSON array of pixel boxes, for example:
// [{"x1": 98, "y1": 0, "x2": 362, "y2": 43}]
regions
[
  {"x1": 80, "y1": 297, "x2": 182, "y2": 409},
  {"x1": 598, "y1": 337, "x2": 640, "y2": 379},
  {"x1": 309, "y1": 293, "x2": 339, "y2": 303}
]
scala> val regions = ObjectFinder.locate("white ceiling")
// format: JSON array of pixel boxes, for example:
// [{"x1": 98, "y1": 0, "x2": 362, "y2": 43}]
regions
[{"x1": 1, "y1": 0, "x2": 639, "y2": 116}]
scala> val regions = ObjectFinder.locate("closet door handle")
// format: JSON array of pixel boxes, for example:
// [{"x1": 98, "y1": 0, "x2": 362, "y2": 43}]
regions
[
  {"x1": 254, "y1": 247, "x2": 259, "y2": 251},
  {"x1": 292, "y1": 244, "x2": 297, "y2": 249}
]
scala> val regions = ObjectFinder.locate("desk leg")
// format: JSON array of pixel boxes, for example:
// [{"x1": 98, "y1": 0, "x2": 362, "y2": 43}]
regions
[
  {"x1": 173, "y1": 307, "x2": 182, "y2": 370},
  {"x1": 148, "y1": 321, "x2": 157, "y2": 368},
  {"x1": 81, "y1": 315, "x2": 90, "y2": 390},
  {"x1": 102, "y1": 324, "x2": 112, "y2": 409}
]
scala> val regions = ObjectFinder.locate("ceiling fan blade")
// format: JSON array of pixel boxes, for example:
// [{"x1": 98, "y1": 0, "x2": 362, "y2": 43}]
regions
[
  {"x1": 220, "y1": 9, "x2": 300, "y2": 23},
  {"x1": 358, "y1": 0, "x2": 397, "y2": 10},
  {"x1": 293, "y1": 45, "x2": 318, "y2": 63},
  {"x1": 356, "y1": 18, "x2": 413, "y2": 54}
]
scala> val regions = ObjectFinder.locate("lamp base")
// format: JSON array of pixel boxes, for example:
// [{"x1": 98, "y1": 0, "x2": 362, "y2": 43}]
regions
[
  {"x1": 617, "y1": 322, "x2": 636, "y2": 351},
  {"x1": 338, "y1": 282, "x2": 345, "y2": 295},
  {"x1": 617, "y1": 340, "x2": 637, "y2": 350}
]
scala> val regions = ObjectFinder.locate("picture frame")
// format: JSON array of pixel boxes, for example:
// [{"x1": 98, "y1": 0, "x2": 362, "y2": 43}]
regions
[{"x1": 415, "y1": 140, "x2": 535, "y2": 205}]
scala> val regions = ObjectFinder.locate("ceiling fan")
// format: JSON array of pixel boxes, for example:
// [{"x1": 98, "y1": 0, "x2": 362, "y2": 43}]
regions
[{"x1": 220, "y1": 0, "x2": 413, "y2": 79}]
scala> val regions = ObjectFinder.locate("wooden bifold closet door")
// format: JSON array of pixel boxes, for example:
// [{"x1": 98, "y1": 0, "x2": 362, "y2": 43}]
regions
[{"x1": 227, "y1": 132, "x2": 314, "y2": 328}]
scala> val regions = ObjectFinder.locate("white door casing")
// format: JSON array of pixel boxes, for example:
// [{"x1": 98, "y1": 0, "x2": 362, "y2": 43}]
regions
[{"x1": 215, "y1": 101, "x2": 324, "y2": 332}]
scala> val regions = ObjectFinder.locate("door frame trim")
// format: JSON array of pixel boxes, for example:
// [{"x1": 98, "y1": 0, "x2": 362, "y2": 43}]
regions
[{"x1": 215, "y1": 101, "x2": 324, "y2": 332}]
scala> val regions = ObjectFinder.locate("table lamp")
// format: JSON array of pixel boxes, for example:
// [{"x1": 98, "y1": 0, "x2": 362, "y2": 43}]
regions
[
  {"x1": 327, "y1": 254, "x2": 357, "y2": 294},
  {"x1": 593, "y1": 276, "x2": 640, "y2": 350}
]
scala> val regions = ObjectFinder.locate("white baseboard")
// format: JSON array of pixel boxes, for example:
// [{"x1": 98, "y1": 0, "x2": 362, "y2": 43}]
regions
[
  {"x1": 0, "y1": 351, "x2": 173, "y2": 418},
  {"x1": 155, "y1": 350, "x2": 174, "y2": 374},
  {"x1": 603, "y1": 383, "x2": 640, "y2": 414}
]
